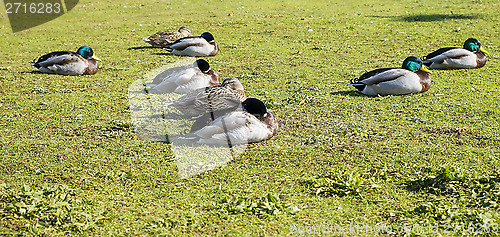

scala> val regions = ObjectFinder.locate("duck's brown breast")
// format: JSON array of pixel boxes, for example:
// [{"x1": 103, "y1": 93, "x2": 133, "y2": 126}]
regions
[
  {"x1": 416, "y1": 70, "x2": 431, "y2": 92},
  {"x1": 476, "y1": 51, "x2": 487, "y2": 68},
  {"x1": 83, "y1": 59, "x2": 99, "y2": 75}
]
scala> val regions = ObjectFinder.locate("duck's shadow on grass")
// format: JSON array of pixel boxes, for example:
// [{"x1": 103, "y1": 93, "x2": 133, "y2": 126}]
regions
[
  {"x1": 330, "y1": 90, "x2": 366, "y2": 97},
  {"x1": 152, "y1": 52, "x2": 172, "y2": 56},
  {"x1": 127, "y1": 46, "x2": 158, "y2": 50},
  {"x1": 22, "y1": 70, "x2": 48, "y2": 75},
  {"x1": 371, "y1": 13, "x2": 482, "y2": 22},
  {"x1": 121, "y1": 46, "x2": 175, "y2": 56}
]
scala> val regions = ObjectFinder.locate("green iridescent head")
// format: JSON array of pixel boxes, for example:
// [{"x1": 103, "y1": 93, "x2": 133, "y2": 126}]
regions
[
  {"x1": 463, "y1": 38, "x2": 481, "y2": 52},
  {"x1": 402, "y1": 56, "x2": 431, "y2": 73},
  {"x1": 77, "y1": 46, "x2": 94, "y2": 59},
  {"x1": 402, "y1": 56, "x2": 424, "y2": 72},
  {"x1": 76, "y1": 46, "x2": 101, "y2": 61},
  {"x1": 463, "y1": 38, "x2": 488, "y2": 54}
]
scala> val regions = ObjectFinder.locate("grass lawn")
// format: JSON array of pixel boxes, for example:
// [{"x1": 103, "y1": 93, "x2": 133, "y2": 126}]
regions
[{"x1": 1, "y1": 0, "x2": 500, "y2": 235}]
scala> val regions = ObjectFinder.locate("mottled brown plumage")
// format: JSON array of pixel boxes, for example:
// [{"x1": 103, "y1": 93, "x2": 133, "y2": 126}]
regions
[
  {"x1": 143, "y1": 26, "x2": 192, "y2": 48},
  {"x1": 167, "y1": 77, "x2": 246, "y2": 117}
]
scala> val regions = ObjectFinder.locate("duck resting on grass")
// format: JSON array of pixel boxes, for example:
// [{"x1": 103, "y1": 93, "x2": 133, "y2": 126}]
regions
[
  {"x1": 180, "y1": 98, "x2": 278, "y2": 145},
  {"x1": 187, "y1": 97, "x2": 269, "y2": 133},
  {"x1": 142, "y1": 26, "x2": 193, "y2": 48},
  {"x1": 147, "y1": 59, "x2": 220, "y2": 94},
  {"x1": 423, "y1": 38, "x2": 488, "y2": 69},
  {"x1": 167, "y1": 77, "x2": 246, "y2": 117},
  {"x1": 30, "y1": 46, "x2": 101, "y2": 75},
  {"x1": 349, "y1": 56, "x2": 431, "y2": 96},
  {"x1": 164, "y1": 32, "x2": 219, "y2": 57}
]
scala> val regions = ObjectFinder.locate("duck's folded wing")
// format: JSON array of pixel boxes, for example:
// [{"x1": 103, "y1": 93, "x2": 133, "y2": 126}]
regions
[
  {"x1": 143, "y1": 31, "x2": 178, "y2": 47},
  {"x1": 148, "y1": 31, "x2": 171, "y2": 39},
  {"x1": 161, "y1": 31, "x2": 184, "y2": 41},
  {"x1": 357, "y1": 69, "x2": 408, "y2": 85},
  {"x1": 167, "y1": 38, "x2": 206, "y2": 51},
  {"x1": 424, "y1": 48, "x2": 472, "y2": 64},
  {"x1": 32, "y1": 51, "x2": 71, "y2": 62},
  {"x1": 143, "y1": 32, "x2": 160, "y2": 42},
  {"x1": 192, "y1": 91, "x2": 244, "y2": 112},
  {"x1": 195, "y1": 111, "x2": 272, "y2": 144},
  {"x1": 423, "y1": 47, "x2": 457, "y2": 60},
  {"x1": 188, "y1": 107, "x2": 240, "y2": 133},
  {"x1": 174, "y1": 74, "x2": 212, "y2": 94},
  {"x1": 172, "y1": 68, "x2": 199, "y2": 85},
  {"x1": 194, "y1": 111, "x2": 248, "y2": 138},
  {"x1": 153, "y1": 69, "x2": 199, "y2": 93},
  {"x1": 212, "y1": 93, "x2": 245, "y2": 107},
  {"x1": 166, "y1": 88, "x2": 204, "y2": 107},
  {"x1": 33, "y1": 53, "x2": 82, "y2": 67},
  {"x1": 195, "y1": 111, "x2": 264, "y2": 145},
  {"x1": 151, "y1": 64, "x2": 194, "y2": 84}
]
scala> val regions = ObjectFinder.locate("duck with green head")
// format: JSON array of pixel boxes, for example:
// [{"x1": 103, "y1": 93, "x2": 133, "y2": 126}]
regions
[
  {"x1": 423, "y1": 38, "x2": 488, "y2": 69},
  {"x1": 350, "y1": 56, "x2": 431, "y2": 96},
  {"x1": 31, "y1": 46, "x2": 101, "y2": 75}
]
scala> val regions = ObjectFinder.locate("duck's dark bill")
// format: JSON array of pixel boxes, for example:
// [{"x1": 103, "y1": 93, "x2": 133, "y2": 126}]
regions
[{"x1": 4, "y1": 0, "x2": 79, "y2": 33}]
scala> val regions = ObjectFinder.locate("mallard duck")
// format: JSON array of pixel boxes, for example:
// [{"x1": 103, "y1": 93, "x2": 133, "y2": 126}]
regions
[
  {"x1": 167, "y1": 77, "x2": 246, "y2": 117},
  {"x1": 143, "y1": 26, "x2": 193, "y2": 48},
  {"x1": 148, "y1": 59, "x2": 220, "y2": 94},
  {"x1": 164, "y1": 32, "x2": 219, "y2": 57},
  {"x1": 188, "y1": 97, "x2": 269, "y2": 133},
  {"x1": 350, "y1": 56, "x2": 431, "y2": 96},
  {"x1": 423, "y1": 38, "x2": 489, "y2": 69},
  {"x1": 30, "y1": 46, "x2": 101, "y2": 75},
  {"x1": 180, "y1": 98, "x2": 278, "y2": 145}
]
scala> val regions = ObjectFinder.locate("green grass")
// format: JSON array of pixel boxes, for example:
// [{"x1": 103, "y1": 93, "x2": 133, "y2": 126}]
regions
[{"x1": 1, "y1": 0, "x2": 500, "y2": 235}]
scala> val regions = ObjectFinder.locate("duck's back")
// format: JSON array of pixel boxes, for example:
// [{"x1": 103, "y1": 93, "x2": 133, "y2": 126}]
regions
[
  {"x1": 363, "y1": 72, "x2": 422, "y2": 96},
  {"x1": 424, "y1": 47, "x2": 459, "y2": 61},
  {"x1": 195, "y1": 111, "x2": 267, "y2": 145},
  {"x1": 32, "y1": 51, "x2": 78, "y2": 67}
]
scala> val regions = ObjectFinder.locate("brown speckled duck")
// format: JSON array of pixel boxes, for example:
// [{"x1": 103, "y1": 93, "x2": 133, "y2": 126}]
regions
[
  {"x1": 143, "y1": 26, "x2": 193, "y2": 48},
  {"x1": 167, "y1": 77, "x2": 246, "y2": 117}
]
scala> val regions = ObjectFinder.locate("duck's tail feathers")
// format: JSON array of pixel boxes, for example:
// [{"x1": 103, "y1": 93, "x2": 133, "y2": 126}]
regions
[
  {"x1": 178, "y1": 136, "x2": 197, "y2": 140},
  {"x1": 30, "y1": 62, "x2": 40, "y2": 68},
  {"x1": 165, "y1": 101, "x2": 177, "y2": 107},
  {"x1": 421, "y1": 55, "x2": 434, "y2": 66},
  {"x1": 142, "y1": 38, "x2": 151, "y2": 42},
  {"x1": 348, "y1": 77, "x2": 361, "y2": 85},
  {"x1": 178, "y1": 134, "x2": 200, "y2": 142},
  {"x1": 347, "y1": 79, "x2": 366, "y2": 91}
]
